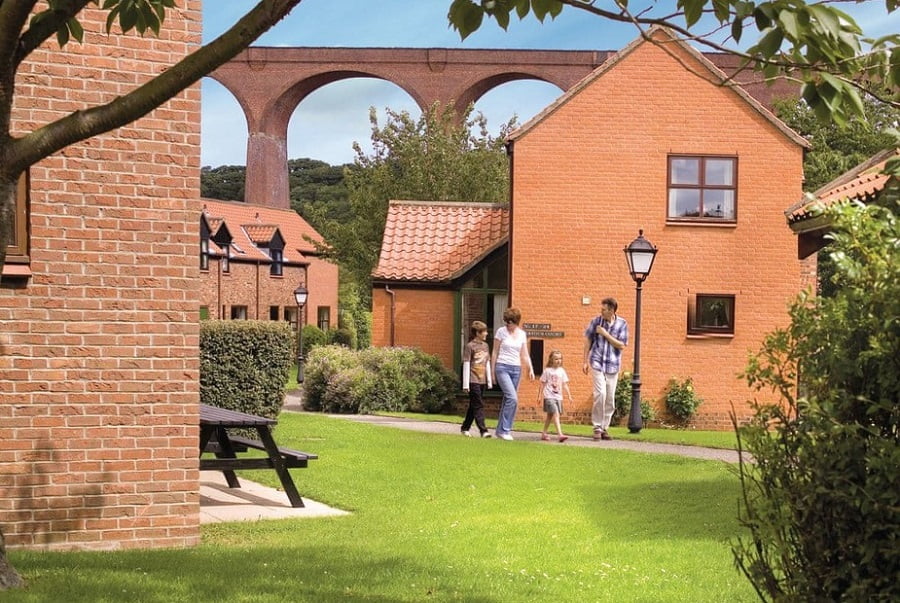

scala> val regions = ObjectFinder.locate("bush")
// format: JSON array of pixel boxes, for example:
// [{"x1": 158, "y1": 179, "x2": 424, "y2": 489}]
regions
[
  {"x1": 199, "y1": 320, "x2": 292, "y2": 420},
  {"x1": 302, "y1": 345, "x2": 457, "y2": 414},
  {"x1": 327, "y1": 327, "x2": 355, "y2": 348},
  {"x1": 735, "y1": 197, "x2": 900, "y2": 601},
  {"x1": 663, "y1": 377, "x2": 702, "y2": 423},
  {"x1": 612, "y1": 371, "x2": 658, "y2": 425},
  {"x1": 300, "y1": 324, "x2": 327, "y2": 356}
]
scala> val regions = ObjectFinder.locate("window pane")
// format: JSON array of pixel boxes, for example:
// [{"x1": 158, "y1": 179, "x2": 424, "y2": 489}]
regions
[
  {"x1": 669, "y1": 189, "x2": 701, "y2": 218},
  {"x1": 703, "y1": 190, "x2": 735, "y2": 219},
  {"x1": 705, "y1": 159, "x2": 734, "y2": 185},
  {"x1": 697, "y1": 296, "x2": 734, "y2": 330},
  {"x1": 670, "y1": 158, "x2": 700, "y2": 184}
]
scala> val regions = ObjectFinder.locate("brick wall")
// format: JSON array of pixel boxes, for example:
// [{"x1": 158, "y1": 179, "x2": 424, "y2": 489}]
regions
[
  {"x1": 0, "y1": 4, "x2": 202, "y2": 550},
  {"x1": 372, "y1": 287, "x2": 456, "y2": 367},
  {"x1": 509, "y1": 35, "x2": 807, "y2": 429}
]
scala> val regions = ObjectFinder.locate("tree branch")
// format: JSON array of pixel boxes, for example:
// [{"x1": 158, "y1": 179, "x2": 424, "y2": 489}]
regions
[
  {"x1": 5, "y1": 0, "x2": 304, "y2": 174},
  {"x1": 14, "y1": 0, "x2": 95, "y2": 68}
]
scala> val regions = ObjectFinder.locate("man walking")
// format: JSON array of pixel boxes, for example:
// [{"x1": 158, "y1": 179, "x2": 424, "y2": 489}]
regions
[{"x1": 583, "y1": 297, "x2": 628, "y2": 441}]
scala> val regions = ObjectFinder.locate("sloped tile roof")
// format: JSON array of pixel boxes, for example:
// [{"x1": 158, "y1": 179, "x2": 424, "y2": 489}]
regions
[
  {"x1": 200, "y1": 198, "x2": 324, "y2": 264},
  {"x1": 373, "y1": 201, "x2": 509, "y2": 283},
  {"x1": 243, "y1": 224, "x2": 279, "y2": 245},
  {"x1": 786, "y1": 147, "x2": 899, "y2": 226}
]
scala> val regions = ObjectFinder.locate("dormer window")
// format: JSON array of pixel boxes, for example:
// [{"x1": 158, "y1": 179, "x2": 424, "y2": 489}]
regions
[{"x1": 270, "y1": 248, "x2": 283, "y2": 276}]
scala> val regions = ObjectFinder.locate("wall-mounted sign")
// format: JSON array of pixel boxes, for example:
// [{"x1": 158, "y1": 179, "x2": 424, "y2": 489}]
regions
[
  {"x1": 527, "y1": 330, "x2": 565, "y2": 338},
  {"x1": 522, "y1": 322, "x2": 551, "y2": 330}
]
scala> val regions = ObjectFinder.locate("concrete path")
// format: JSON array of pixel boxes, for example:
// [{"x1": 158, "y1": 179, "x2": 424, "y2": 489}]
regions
[{"x1": 320, "y1": 412, "x2": 743, "y2": 463}]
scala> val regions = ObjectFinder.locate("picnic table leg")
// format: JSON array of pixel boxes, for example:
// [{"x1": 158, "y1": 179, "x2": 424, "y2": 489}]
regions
[
  {"x1": 214, "y1": 426, "x2": 242, "y2": 489},
  {"x1": 256, "y1": 426, "x2": 305, "y2": 508}
]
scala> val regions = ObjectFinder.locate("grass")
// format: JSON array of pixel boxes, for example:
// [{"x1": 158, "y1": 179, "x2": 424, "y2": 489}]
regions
[
  {"x1": 7, "y1": 413, "x2": 754, "y2": 602},
  {"x1": 384, "y1": 411, "x2": 739, "y2": 449}
]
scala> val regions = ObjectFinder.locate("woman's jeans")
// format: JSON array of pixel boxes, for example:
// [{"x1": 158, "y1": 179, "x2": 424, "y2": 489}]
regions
[{"x1": 494, "y1": 363, "x2": 522, "y2": 435}]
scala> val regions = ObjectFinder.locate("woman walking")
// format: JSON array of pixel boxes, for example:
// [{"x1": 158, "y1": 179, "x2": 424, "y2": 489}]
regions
[{"x1": 491, "y1": 307, "x2": 535, "y2": 440}]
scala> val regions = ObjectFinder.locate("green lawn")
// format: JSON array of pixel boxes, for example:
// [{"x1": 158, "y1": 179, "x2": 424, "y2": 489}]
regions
[{"x1": 8, "y1": 413, "x2": 754, "y2": 602}]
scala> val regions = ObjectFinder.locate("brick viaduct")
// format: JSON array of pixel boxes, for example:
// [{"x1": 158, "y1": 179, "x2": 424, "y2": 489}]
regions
[{"x1": 209, "y1": 47, "x2": 794, "y2": 209}]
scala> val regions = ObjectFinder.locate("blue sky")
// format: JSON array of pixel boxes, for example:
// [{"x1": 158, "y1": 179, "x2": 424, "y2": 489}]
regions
[{"x1": 200, "y1": 0, "x2": 898, "y2": 168}]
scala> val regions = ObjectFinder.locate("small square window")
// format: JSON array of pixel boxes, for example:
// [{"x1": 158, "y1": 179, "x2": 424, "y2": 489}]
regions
[
  {"x1": 688, "y1": 294, "x2": 735, "y2": 335},
  {"x1": 230, "y1": 305, "x2": 247, "y2": 320}
]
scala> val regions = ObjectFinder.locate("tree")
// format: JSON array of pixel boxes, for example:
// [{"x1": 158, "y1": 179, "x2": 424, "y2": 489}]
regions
[
  {"x1": 775, "y1": 95, "x2": 900, "y2": 192},
  {"x1": 316, "y1": 102, "x2": 514, "y2": 309},
  {"x1": 447, "y1": 0, "x2": 899, "y2": 125},
  {"x1": 735, "y1": 167, "x2": 900, "y2": 599},
  {"x1": 200, "y1": 164, "x2": 248, "y2": 202},
  {"x1": 0, "y1": 0, "x2": 304, "y2": 589}
]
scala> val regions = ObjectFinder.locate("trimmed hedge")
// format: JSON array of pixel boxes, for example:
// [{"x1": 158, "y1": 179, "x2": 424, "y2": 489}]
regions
[
  {"x1": 303, "y1": 345, "x2": 458, "y2": 414},
  {"x1": 199, "y1": 320, "x2": 293, "y2": 420}
]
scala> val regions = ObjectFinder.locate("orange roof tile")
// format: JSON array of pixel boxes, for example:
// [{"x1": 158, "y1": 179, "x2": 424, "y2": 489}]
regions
[
  {"x1": 373, "y1": 201, "x2": 509, "y2": 283},
  {"x1": 786, "y1": 147, "x2": 899, "y2": 225},
  {"x1": 243, "y1": 224, "x2": 279, "y2": 245},
  {"x1": 199, "y1": 198, "x2": 325, "y2": 264}
]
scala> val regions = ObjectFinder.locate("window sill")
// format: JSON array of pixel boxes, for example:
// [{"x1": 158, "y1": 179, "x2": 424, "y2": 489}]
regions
[
  {"x1": 667, "y1": 220, "x2": 737, "y2": 228},
  {"x1": 686, "y1": 332, "x2": 734, "y2": 339},
  {"x1": 1, "y1": 263, "x2": 33, "y2": 288}
]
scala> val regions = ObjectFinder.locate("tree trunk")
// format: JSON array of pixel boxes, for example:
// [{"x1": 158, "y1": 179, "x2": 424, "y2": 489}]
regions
[{"x1": 0, "y1": 529, "x2": 24, "y2": 590}]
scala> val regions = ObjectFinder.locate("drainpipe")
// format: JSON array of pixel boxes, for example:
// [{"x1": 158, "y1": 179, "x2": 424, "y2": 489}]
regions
[{"x1": 385, "y1": 285, "x2": 396, "y2": 346}]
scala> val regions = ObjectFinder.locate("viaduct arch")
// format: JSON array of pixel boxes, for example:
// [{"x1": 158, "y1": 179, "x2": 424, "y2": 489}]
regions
[
  {"x1": 209, "y1": 47, "x2": 610, "y2": 208},
  {"x1": 208, "y1": 47, "x2": 794, "y2": 209}
]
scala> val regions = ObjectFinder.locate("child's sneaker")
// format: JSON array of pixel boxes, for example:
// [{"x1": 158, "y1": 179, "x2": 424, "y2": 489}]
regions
[
  {"x1": 540, "y1": 434, "x2": 550, "y2": 441},
  {"x1": 461, "y1": 430, "x2": 472, "y2": 437},
  {"x1": 480, "y1": 431, "x2": 492, "y2": 438},
  {"x1": 558, "y1": 435, "x2": 568, "y2": 443}
]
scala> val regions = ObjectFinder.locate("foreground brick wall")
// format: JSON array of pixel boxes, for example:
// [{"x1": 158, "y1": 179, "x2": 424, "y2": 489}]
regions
[
  {"x1": 0, "y1": 4, "x2": 202, "y2": 550},
  {"x1": 509, "y1": 34, "x2": 807, "y2": 429}
]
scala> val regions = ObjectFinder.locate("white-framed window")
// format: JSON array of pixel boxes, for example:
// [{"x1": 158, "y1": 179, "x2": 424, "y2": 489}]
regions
[{"x1": 668, "y1": 156, "x2": 737, "y2": 222}]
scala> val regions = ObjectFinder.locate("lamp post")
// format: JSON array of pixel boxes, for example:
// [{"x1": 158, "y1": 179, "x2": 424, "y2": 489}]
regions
[
  {"x1": 293, "y1": 285, "x2": 309, "y2": 383},
  {"x1": 623, "y1": 230, "x2": 658, "y2": 434}
]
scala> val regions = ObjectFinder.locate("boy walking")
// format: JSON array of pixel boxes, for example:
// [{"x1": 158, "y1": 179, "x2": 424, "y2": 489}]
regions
[{"x1": 461, "y1": 321, "x2": 493, "y2": 438}]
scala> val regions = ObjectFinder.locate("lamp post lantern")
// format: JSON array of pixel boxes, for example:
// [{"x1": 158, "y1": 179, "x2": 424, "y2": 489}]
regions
[
  {"x1": 293, "y1": 285, "x2": 309, "y2": 383},
  {"x1": 623, "y1": 230, "x2": 658, "y2": 434}
]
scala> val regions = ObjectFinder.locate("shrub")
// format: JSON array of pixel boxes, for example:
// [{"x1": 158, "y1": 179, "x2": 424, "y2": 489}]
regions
[
  {"x1": 199, "y1": 320, "x2": 292, "y2": 420},
  {"x1": 327, "y1": 327, "x2": 355, "y2": 348},
  {"x1": 734, "y1": 197, "x2": 900, "y2": 601},
  {"x1": 663, "y1": 377, "x2": 702, "y2": 423},
  {"x1": 300, "y1": 324, "x2": 327, "y2": 355},
  {"x1": 612, "y1": 371, "x2": 658, "y2": 425},
  {"x1": 302, "y1": 345, "x2": 457, "y2": 414}
]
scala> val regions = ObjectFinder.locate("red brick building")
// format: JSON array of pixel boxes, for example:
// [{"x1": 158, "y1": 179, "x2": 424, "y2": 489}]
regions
[
  {"x1": 1, "y1": 5, "x2": 203, "y2": 551},
  {"x1": 198, "y1": 199, "x2": 338, "y2": 331},
  {"x1": 372, "y1": 28, "x2": 814, "y2": 429}
]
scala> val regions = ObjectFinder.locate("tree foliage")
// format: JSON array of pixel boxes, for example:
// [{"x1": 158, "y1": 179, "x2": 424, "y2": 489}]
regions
[
  {"x1": 0, "y1": 0, "x2": 304, "y2": 590},
  {"x1": 734, "y1": 169, "x2": 900, "y2": 600},
  {"x1": 775, "y1": 95, "x2": 900, "y2": 193},
  {"x1": 315, "y1": 102, "x2": 514, "y2": 301},
  {"x1": 447, "y1": 0, "x2": 899, "y2": 126}
]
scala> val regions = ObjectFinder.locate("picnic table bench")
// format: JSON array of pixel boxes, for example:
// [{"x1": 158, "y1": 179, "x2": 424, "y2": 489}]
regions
[{"x1": 199, "y1": 403, "x2": 317, "y2": 508}]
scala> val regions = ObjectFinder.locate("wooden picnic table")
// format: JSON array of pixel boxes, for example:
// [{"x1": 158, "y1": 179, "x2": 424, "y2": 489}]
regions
[{"x1": 199, "y1": 403, "x2": 317, "y2": 508}]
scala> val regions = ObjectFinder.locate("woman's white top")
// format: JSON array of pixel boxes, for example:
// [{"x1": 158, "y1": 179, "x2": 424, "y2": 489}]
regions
[{"x1": 494, "y1": 326, "x2": 527, "y2": 366}]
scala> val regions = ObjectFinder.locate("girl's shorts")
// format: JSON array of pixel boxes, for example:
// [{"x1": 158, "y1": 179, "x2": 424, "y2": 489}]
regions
[{"x1": 543, "y1": 399, "x2": 563, "y2": 414}]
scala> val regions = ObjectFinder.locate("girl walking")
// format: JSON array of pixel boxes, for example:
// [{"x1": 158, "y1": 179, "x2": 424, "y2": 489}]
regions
[{"x1": 539, "y1": 350, "x2": 572, "y2": 443}]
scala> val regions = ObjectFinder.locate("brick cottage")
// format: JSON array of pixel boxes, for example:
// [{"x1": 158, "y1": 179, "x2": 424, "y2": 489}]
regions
[{"x1": 372, "y1": 28, "x2": 815, "y2": 429}]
